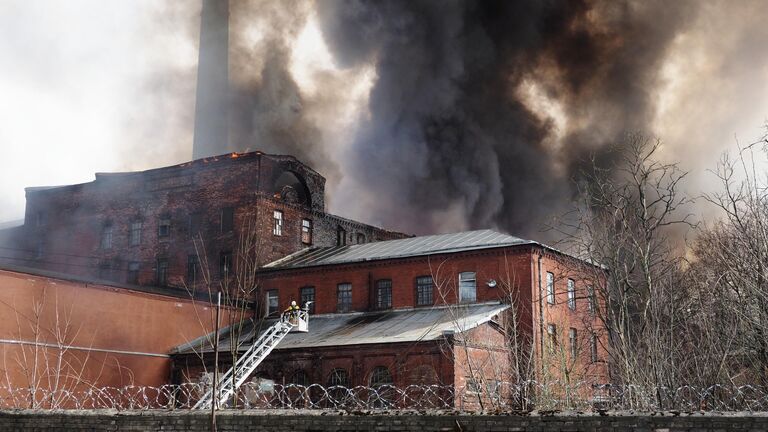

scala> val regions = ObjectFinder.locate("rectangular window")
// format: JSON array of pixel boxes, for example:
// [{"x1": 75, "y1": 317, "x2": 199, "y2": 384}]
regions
[
  {"x1": 337, "y1": 227, "x2": 347, "y2": 246},
  {"x1": 590, "y1": 334, "x2": 599, "y2": 363},
  {"x1": 546, "y1": 272, "x2": 555, "y2": 304},
  {"x1": 266, "y1": 290, "x2": 279, "y2": 316},
  {"x1": 300, "y1": 286, "x2": 315, "y2": 314},
  {"x1": 587, "y1": 286, "x2": 596, "y2": 315},
  {"x1": 221, "y1": 207, "x2": 234, "y2": 233},
  {"x1": 158, "y1": 217, "x2": 171, "y2": 238},
  {"x1": 130, "y1": 221, "x2": 142, "y2": 246},
  {"x1": 156, "y1": 258, "x2": 168, "y2": 286},
  {"x1": 219, "y1": 251, "x2": 232, "y2": 278},
  {"x1": 188, "y1": 213, "x2": 201, "y2": 239},
  {"x1": 273, "y1": 210, "x2": 283, "y2": 236},
  {"x1": 127, "y1": 262, "x2": 140, "y2": 284},
  {"x1": 301, "y1": 219, "x2": 312, "y2": 244},
  {"x1": 459, "y1": 272, "x2": 477, "y2": 303},
  {"x1": 569, "y1": 328, "x2": 578, "y2": 359},
  {"x1": 101, "y1": 224, "x2": 113, "y2": 250},
  {"x1": 337, "y1": 283, "x2": 352, "y2": 313},
  {"x1": 187, "y1": 255, "x2": 199, "y2": 284},
  {"x1": 567, "y1": 279, "x2": 576, "y2": 310},
  {"x1": 356, "y1": 233, "x2": 366, "y2": 244},
  {"x1": 375, "y1": 279, "x2": 392, "y2": 310},
  {"x1": 547, "y1": 324, "x2": 557, "y2": 351},
  {"x1": 416, "y1": 276, "x2": 434, "y2": 306}
]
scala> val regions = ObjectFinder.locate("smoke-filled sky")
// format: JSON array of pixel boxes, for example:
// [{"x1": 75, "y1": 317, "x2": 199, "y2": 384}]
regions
[{"x1": 1, "y1": 0, "x2": 767, "y2": 241}]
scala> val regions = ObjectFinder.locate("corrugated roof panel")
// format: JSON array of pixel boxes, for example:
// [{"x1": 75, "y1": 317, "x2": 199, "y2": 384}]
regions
[
  {"x1": 262, "y1": 229, "x2": 531, "y2": 270},
  {"x1": 172, "y1": 302, "x2": 510, "y2": 354}
]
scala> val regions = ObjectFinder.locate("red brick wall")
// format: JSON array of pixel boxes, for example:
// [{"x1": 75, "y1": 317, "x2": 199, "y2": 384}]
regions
[{"x1": 11, "y1": 152, "x2": 406, "y2": 289}]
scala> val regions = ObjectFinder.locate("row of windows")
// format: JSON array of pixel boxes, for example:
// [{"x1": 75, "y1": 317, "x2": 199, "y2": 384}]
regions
[
  {"x1": 546, "y1": 324, "x2": 600, "y2": 363},
  {"x1": 98, "y1": 208, "x2": 314, "y2": 251},
  {"x1": 260, "y1": 365, "x2": 394, "y2": 389},
  {"x1": 265, "y1": 272, "x2": 479, "y2": 315},
  {"x1": 545, "y1": 272, "x2": 597, "y2": 314}
]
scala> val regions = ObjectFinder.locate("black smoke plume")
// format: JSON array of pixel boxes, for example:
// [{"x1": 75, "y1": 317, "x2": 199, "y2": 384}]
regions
[{"x1": 211, "y1": 0, "x2": 697, "y2": 239}]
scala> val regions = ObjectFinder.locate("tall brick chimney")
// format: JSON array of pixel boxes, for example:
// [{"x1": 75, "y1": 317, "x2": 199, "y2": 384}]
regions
[{"x1": 192, "y1": 0, "x2": 229, "y2": 159}]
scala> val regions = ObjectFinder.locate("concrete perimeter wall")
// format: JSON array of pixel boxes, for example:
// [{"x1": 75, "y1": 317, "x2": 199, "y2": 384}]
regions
[{"x1": 0, "y1": 410, "x2": 766, "y2": 431}]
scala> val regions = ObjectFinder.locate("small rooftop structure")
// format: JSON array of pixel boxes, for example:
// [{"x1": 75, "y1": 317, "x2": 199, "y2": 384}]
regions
[
  {"x1": 263, "y1": 229, "x2": 532, "y2": 271},
  {"x1": 172, "y1": 302, "x2": 509, "y2": 355}
]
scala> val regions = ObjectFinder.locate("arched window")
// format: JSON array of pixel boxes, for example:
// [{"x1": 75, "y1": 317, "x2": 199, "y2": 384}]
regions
[
  {"x1": 327, "y1": 368, "x2": 349, "y2": 387},
  {"x1": 369, "y1": 366, "x2": 393, "y2": 387}
]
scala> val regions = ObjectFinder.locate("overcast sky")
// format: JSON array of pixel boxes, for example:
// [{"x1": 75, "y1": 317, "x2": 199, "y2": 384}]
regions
[{"x1": 1, "y1": 1, "x2": 767, "y2": 231}]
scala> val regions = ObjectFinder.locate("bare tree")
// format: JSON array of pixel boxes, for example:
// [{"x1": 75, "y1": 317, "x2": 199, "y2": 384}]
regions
[{"x1": 553, "y1": 133, "x2": 696, "y2": 397}]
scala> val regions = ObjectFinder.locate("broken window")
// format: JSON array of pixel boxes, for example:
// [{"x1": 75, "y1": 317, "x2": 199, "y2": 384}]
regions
[
  {"x1": 301, "y1": 219, "x2": 312, "y2": 244},
  {"x1": 569, "y1": 328, "x2": 578, "y2": 359},
  {"x1": 273, "y1": 210, "x2": 283, "y2": 236},
  {"x1": 337, "y1": 283, "x2": 352, "y2": 313},
  {"x1": 187, "y1": 255, "x2": 199, "y2": 284},
  {"x1": 219, "y1": 251, "x2": 232, "y2": 278},
  {"x1": 156, "y1": 258, "x2": 168, "y2": 286},
  {"x1": 100, "y1": 223, "x2": 113, "y2": 250},
  {"x1": 567, "y1": 279, "x2": 576, "y2": 310},
  {"x1": 300, "y1": 286, "x2": 315, "y2": 313},
  {"x1": 127, "y1": 262, "x2": 140, "y2": 284},
  {"x1": 546, "y1": 272, "x2": 555, "y2": 304},
  {"x1": 158, "y1": 217, "x2": 171, "y2": 239},
  {"x1": 416, "y1": 276, "x2": 433, "y2": 306},
  {"x1": 266, "y1": 289, "x2": 279, "y2": 316},
  {"x1": 337, "y1": 227, "x2": 346, "y2": 246},
  {"x1": 221, "y1": 207, "x2": 234, "y2": 233},
  {"x1": 375, "y1": 279, "x2": 392, "y2": 310},
  {"x1": 130, "y1": 221, "x2": 142, "y2": 246},
  {"x1": 458, "y1": 271, "x2": 476, "y2": 303}
]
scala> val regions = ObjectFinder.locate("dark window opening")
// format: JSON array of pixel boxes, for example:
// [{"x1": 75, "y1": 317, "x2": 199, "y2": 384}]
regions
[
  {"x1": 158, "y1": 217, "x2": 171, "y2": 238},
  {"x1": 416, "y1": 276, "x2": 433, "y2": 306},
  {"x1": 156, "y1": 258, "x2": 168, "y2": 286},
  {"x1": 300, "y1": 286, "x2": 315, "y2": 313},
  {"x1": 375, "y1": 279, "x2": 392, "y2": 310},
  {"x1": 219, "y1": 251, "x2": 232, "y2": 278},
  {"x1": 356, "y1": 233, "x2": 366, "y2": 244},
  {"x1": 266, "y1": 289, "x2": 279, "y2": 316},
  {"x1": 221, "y1": 207, "x2": 234, "y2": 233},
  {"x1": 569, "y1": 328, "x2": 578, "y2": 359},
  {"x1": 337, "y1": 283, "x2": 352, "y2": 313},
  {"x1": 369, "y1": 366, "x2": 393, "y2": 387},
  {"x1": 327, "y1": 368, "x2": 349, "y2": 387},
  {"x1": 337, "y1": 227, "x2": 347, "y2": 246},
  {"x1": 187, "y1": 255, "x2": 199, "y2": 284}
]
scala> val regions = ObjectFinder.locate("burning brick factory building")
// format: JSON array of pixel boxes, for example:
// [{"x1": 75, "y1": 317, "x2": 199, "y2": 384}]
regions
[{"x1": 0, "y1": 0, "x2": 609, "y2": 407}]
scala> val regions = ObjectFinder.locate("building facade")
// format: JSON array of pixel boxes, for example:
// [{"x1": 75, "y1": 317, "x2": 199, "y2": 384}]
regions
[
  {"x1": 171, "y1": 230, "x2": 609, "y2": 405},
  {"x1": 9, "y1": 152, "x2": 405, "y2": 291}
]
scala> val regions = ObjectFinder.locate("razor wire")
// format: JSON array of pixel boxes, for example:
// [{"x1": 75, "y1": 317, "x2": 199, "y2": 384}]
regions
[{"x1": 2, "y1": 381, "x2": 768, "y2": 412}]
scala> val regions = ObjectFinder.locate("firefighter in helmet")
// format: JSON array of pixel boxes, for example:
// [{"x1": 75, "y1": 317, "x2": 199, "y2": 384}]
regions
[{"x1": 282, "y1": 300, "x2": 301, "y2": 321}]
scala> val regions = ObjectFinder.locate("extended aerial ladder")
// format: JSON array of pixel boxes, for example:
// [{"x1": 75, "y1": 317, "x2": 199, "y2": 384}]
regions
[{"x1": 194, "y1": 308, "x2": 310, "y2": 410}]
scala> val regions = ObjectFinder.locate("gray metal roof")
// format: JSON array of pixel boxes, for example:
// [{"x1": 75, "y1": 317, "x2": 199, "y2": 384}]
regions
[
  {"x1": 263, "y1": 229, "x2": 531, "y2": 270},
  {"x1": 172, "y1": 302, "x2": 509, "y2": 355}
]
